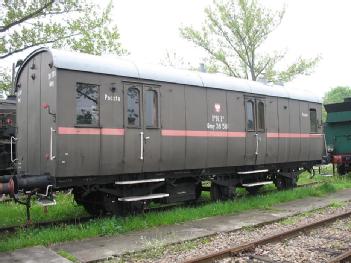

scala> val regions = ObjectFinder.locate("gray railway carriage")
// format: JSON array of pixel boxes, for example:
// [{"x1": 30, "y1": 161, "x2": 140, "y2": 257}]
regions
[{"x1": 0, "y1": 48, "x2": 325, "y2": 215}]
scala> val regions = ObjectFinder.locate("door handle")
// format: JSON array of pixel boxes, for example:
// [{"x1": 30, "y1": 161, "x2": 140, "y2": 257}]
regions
[
  {"x1": 140, "y1": 132, "x2": 144, "y2": 160},
  {"x1": 255, "y1": 133, "x2": 259, "y2": 155},
  {"x1": 50, "y1": 127, "x2": 56, "y2": 160},
  {"x1": 10, "y1": 136, "x2": 17, "y2": 162}
]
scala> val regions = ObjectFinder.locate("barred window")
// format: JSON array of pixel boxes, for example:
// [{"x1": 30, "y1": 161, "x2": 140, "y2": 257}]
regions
[
  {"x1": 310, "y1": 108, "x2": 317, "y2": 133},
  {"x1": 76, "y1": 83, "x2": 99, "y2": 125},
  {"x1": 246, "y1": 100, "x2": 255, "y2": 130},
  {"x1": 127, "y1": 87, "x2": 140, "y2": 127},
  {"x1": 145, "y1": 90, "x2": 158, "y2": 128},
  {"x1": 257, "y1": 101, "x2": 265, "y2": 130}
]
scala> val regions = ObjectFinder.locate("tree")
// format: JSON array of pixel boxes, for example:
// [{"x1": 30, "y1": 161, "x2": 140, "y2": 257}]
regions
[
  {"x1": 323, "y1": 86, "x2": 351, "y2": 121},
  {"x1": 0, "y1": 0, "x2": 127, "y2": 91},
  {"x1": 323, "y1": 86, "x2": 351, "y2": 105},
  {"x1": 160, "y1": 50, "x2": 191, "y2": 69},
  {"x1": 180, "y1": 0, "x2": 320, "y2": 83}
]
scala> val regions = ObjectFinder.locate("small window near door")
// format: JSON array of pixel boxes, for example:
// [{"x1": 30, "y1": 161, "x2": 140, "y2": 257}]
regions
[
  {"x1": 76, "y1": 83, "x2": 99, "y2": 125},
  {"x1": 246, "y1": 100, "x2": 255, "y2": 130},
  {"x1": 145, "y1": 90, "x2": 158, "y2": 128},
  {"x1": 310, "y1": 108, "x2": 317, "y2": 133},
  {"x1": 257, "y1": 101, "x2": 265, "y2": 130},
  {"x1": 127, "y1": 87, "x2": 140, "y2": 127}
]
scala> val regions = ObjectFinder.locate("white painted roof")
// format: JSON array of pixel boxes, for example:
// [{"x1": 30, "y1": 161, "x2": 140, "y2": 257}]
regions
[{"x1": 17, "y1": 48, "x2": 321, "y2": 103}]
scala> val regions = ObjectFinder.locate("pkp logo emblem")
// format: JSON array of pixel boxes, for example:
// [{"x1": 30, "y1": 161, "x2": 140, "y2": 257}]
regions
[{"x1": 214, "y1": 103, "x2": 221, "y2": 113}]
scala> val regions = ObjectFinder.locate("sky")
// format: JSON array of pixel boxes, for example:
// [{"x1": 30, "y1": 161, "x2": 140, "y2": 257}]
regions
[
  {"x1": 3, "y1": 0, "x2": 351, "y2": 99},
  {"x1": 112, "y1": 0, "x2": 351, "y2": 98}
]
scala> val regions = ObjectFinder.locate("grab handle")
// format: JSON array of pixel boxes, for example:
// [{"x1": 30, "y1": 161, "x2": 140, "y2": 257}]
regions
[
  {"x1": 140, "y1": 132, "x2": 144, "y2": 160},
  {"x1": 10, "y1": 136, "x2": 17, "y2": 162},
  {"x1": 255, "y1": 133, "x2": 259, "y2": 155},
  {"x1": 50, "y1": 127, "x2": 56, "y2": 160}
]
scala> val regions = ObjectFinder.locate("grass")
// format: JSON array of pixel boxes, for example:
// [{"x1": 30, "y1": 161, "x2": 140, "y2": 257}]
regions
[
  {"x1": 0, "y1": 170, "x2": 326, "y2": 228},
  {"x1": 1, "y1": 175, "x2": 351, "y2": 252},
  {"x1": 0, "y1": 192, "x2": 88, "y2": 228},
  {"x1": 280, "y1": 209, "x2": 318, "y2": 225},
  {"x1": 57, "y1": 250, "x2": 79, "y2": 263},
  {"x1": 113, "y1": 237, "x2": 212, "y2": 262}
]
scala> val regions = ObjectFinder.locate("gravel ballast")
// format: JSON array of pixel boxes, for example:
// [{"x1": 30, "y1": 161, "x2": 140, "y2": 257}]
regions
[{"x1": 109, "y1": 202, "x2": 351, "y2": 263}]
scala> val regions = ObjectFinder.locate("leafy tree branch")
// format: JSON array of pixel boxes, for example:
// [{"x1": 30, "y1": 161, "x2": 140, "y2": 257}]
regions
[{"x1": 180, "y1": 0, "x2": 320, "y2": 84}]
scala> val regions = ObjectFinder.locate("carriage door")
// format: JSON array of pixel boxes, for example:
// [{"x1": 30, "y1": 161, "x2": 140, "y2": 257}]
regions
[
  {"x1": 142, "y1": 86, "x2": 161, "y2": 172},
  {"x1": 124, "y1": 83, "x2": 160, "y2": 173},
  {"x1": 245, "y1": 97, "x2": 266, "y2": 165}
]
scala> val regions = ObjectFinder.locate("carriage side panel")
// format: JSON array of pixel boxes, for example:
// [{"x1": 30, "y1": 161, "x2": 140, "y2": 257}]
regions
[
  {"x1": 265, "y1": 97, "x2": 279, "y2": 164},
  {"x1": 299, "y1": 101, "x2": 311, "y2": 161},
  {"x1": 27, "y1": 54, "x2": 42, "y2": 174},
  {"x1": 227, "y1": 91, "x2": 245, "y2": 166},
  {"x1": 206, "y1": 88, "x2": 228, "y2": 168},
  {"x1": 185, "y1": 86, "x2": 207, "y2": 169},
  {"x1": 40, "y1": 52, "x2": 57, "y2": 176},
  {"x1": 309, "y1": 102, "x2": 324, "y2": 161},
  {"x1": 99, "y1": 75, "x2": 124, "y2": 175},
  {"x1": 56, "y1": 70, "x2": 101, "y2": 177},
  {"x1": 16, "y1": 61, "x2": 29, "y2": 174},
  {"x1": 277, "y1": 98, "x2": 290, "y2": 163},
  {"x1": 288, "y1": 99, "x2": 301, "y2": 162},
  {"x1": 160, "y1": 83, "x2": 186, "y2": 171}
]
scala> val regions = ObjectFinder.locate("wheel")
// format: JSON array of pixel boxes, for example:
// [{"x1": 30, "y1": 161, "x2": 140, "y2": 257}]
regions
[
  {"x1": 274, "y1": 177, "x2": 285, "y2": 190},
  {"x1": 274, "y1": 176, "x2": 297, "y2": 190},
  {"x1": 210, "y1": 183, "x2": 235, "y2": 201},
  {"x1": 195, "y1": 182, "x2": 202, "y2": 200},
  {"x1": 245, "y1": 185, "x2": 263, "y2": 195},
  {"x1": 114, "y1": 201, "x2": 145, "y2": 217},
  {"x1": 82, "y1": 201, "x2": 104, "y2": 216},
  {"x1": 73, "y1": 188, "x2": 105, "y2": 216},
  {"x1": 337, "y1": 164, "x2": 347, "y2": 175}
]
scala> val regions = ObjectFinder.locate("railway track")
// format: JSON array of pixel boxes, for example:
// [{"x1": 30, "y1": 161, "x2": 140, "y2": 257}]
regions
[
  {"x1": 0, "y1": 202, "x2": 181, "y2": 234},
  {"x1": 183, "y1": 210, "x2": 351, "y2": 263},
  {"x1": 0, "y1": 181, "x2": 325, "y2": 234}
]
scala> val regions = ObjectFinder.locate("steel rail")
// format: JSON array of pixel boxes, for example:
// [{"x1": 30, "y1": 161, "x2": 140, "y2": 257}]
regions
[
  {"x1": 328, "y1": 249, "x2": 351, "y2": 263},
  {"x1": 0, "y1": 215, "x2": 95, "y2": 233},
  {"x1": 0, "y1": 202, "x2": 184, "y2": 233},
  {"x1": 183, "y1": 210, "x2": 351, "y2": 263}
]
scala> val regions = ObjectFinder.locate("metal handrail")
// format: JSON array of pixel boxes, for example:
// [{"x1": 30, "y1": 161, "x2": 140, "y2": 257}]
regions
[
  {"x1": 10, "y1": 136, "x2": 17, "y2": 162},
  {"x1": 50, "y1": 127, "x2": 56, "y2": 160},
  {"x1": 140, "y1": 131, "x2": 144, "y2": 160}
]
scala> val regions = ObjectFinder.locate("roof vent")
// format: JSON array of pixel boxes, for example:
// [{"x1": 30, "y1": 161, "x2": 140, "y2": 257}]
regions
[
  {"x1": 199, "y1": 63, "x2": 206, "y2": 73},
  {"x1": 344, "y1": 97, "x2": 351, "y2": 102}
]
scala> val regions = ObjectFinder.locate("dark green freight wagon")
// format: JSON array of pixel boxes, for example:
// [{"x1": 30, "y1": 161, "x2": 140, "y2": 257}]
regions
[{"x1": 325, "y1": 98, "x2": 351, "y2": 174}]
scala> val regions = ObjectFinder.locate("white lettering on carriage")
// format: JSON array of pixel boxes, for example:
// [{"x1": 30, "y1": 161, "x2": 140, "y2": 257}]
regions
[
  {"x1": 207, "y1": 114, "x2": 228, "y2": 131},
  {"x1": 104, "y1": 94, "x2": 120, "y2": 102},
  {"x1": 17, "y1": 90, "x2": 21, "y2": 103},
  {"x1": 48, "y1": 71, "x2": 56, "y2": 80}
]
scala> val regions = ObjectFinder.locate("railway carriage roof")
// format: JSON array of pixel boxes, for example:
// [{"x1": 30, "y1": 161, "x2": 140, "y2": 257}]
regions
[{"x1": 17, "y1": 48, "x2": 321, "y2": 103}]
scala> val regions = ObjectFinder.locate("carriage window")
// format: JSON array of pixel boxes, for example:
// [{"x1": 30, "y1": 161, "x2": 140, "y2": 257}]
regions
[
  {"x1": 257, "y1": 101, "x2": 265, "y2": 130},
  {"x1": 76, "y1": 83, "x2": 99, "y2": 125},
  {"x1": 127, "y1": 87, "x2": 140, "y2": 127},
  {"x1": 310, "y1": 108, "x2": 317, "y2": 133},
  {"x1": 246, "y1": 100, "x2": 255, "y2": 130},
  {"x1": 145, "y1": 90, "x2": 158, "y2": 128}
]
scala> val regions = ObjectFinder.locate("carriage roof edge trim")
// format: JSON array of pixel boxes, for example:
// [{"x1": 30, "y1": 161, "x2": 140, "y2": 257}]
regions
[{"x1": 15, "y1": 47, "x2": 321, "y2": 103}]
